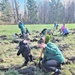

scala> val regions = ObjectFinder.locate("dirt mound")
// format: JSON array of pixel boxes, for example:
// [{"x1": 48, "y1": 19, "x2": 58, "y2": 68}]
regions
[
  {"x1": 66, "y1": 57, "x2": 75, "y2": 64},
  {"x1": 18, "y1": 67, "x2": 35, "y2": 75},
  {"x1": 0, "y1": 58, "x2": 4, "y2": 62},
  {"x1": 58, "y1": 43, "x2": 69, "y2": 51},
  {"x1": 0, "y1": 35, "x2": 7, "y2": 40}
]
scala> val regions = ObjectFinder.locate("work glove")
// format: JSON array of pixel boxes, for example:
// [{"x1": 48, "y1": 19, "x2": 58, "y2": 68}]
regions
[{"x1": 17, "y1": 52, "x2": 20, "y2": 56}]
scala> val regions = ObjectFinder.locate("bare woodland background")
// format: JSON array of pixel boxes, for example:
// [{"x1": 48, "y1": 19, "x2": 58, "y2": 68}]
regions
[{"x1": 0, "y1": 0, "x2": 75, "y2": 24}]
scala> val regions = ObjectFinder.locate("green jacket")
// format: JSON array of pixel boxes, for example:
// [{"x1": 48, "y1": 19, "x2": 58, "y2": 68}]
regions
[
  {"x1": 42, "y1": 42, "x2": 65, "y2": 64},
  {"x1": 18, "y1": 23, "x2": 25, "y2": 32}
]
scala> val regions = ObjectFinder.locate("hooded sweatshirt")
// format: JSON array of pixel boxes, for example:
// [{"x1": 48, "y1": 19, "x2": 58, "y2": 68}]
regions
[{"x1": 42, "y1": 42, "x2": 65, "y2": 64}]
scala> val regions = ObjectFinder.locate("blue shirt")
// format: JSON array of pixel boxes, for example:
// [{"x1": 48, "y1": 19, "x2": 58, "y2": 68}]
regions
[{"x1": 63, "y1": 28, "x2": 69, "y2": 34}]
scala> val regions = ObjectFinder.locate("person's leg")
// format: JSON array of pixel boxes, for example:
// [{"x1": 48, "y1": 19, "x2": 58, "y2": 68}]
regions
[
  {"x1": 64, "y1": 32, "x2": 69, "y2": 36},
  {"x1": 22, "y1": 57, "x2": 29, "y2": 66},
  {"x1": 42, "y1": 60, "x2": 61, "y2": 74},
  {"x1": 21, "y1": 31, "x2": 26, "y2": 38},
  {"x1": 29, "y1": 54, "x2": 33, "y2": 61}
]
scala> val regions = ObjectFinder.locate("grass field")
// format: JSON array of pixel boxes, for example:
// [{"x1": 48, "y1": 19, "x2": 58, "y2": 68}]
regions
[
  {"x1": 0, "y1": 24, "x2": 75, "y2": 75},
  {"x1": 0, "y1": 24, "x2": 75, "y2": 35}
]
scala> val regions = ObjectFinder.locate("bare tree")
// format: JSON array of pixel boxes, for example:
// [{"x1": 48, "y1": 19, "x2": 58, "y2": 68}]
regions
[
  {"x1": 14, "y1": 0, "x2": 20, "y2": 23},
  {"x1": 24, "y1": 0, "x2": 29, "y2": 23},
  {"x1": 37, "y1": 0, "x2": 50, "y2": 24}
]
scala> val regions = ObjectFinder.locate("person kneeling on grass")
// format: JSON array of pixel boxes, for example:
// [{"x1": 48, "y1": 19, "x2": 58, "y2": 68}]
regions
[
  {"x1": 63, "y1": 28, "x2": 69, "y2": 36},
  {"x1": 17, "y1": 37, "x2": 33, "y2": 66},
  {"x1": 25, "y1": 28, "x2": 31, "y2": 35},
  {"x1": 38, "y1": 38, "x2": 65, "y2": 75},
  {"x1": 61, "y1": 24, "x2": 69, "y2": 36}
]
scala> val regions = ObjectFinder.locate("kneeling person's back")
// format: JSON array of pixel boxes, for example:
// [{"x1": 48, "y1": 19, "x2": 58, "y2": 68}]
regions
[
  {"x1": 43, "y1": 42, "x2": 65, "y2": 63},
  {"x1": 63, "y1": 28, "x2": 69, "y2": 36}
]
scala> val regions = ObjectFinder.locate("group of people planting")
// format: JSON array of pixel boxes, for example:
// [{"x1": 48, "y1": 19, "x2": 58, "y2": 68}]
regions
[
  {"x1": 17, "y1": 21, "x2": 69, "y2": 75},
  {"x1": 53, "y1": 22, "x2": 69, "y2": 36}
]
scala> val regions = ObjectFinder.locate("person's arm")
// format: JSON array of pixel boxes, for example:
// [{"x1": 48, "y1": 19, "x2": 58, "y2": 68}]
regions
[
  {"x1": 17, "y1": 45, "x2": 24, "y2": 56},
  {"x1": 39, "y1": 35, "x2": 46, "y2": 59},
  {"x1": 39, "y1": 49, "x2": 44, "y2": 58},
  {"x1": 39, "y1": 30, "x2": 48, "y2": 59},
  {"x1": 17, "y1": 49, "x2": 21, "y2": 56}
]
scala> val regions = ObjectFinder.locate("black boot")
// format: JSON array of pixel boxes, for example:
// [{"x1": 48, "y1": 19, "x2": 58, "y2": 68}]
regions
[{"x1": 22, "y1": 61, "x2": 28, "y2": 66}]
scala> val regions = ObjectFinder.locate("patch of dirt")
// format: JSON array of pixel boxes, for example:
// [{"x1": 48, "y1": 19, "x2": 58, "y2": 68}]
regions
[
  {"x1": 0, "y1": 58, "x2": 4, "y2": 62},
  {"x1": 66, "y1": 57, "x2": 75, "y2": 64},
  {"x1": 0, "y1": 35, "x2": 7, "y2": 40},
  {"x1": 58, "y1": 43, "x2": 69, "y2": 51},
  {"x1": 0, "y1": 28, "x2": 75, "y2": 75}
]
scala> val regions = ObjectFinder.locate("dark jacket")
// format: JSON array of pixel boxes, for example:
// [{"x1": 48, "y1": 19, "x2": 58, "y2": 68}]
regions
[{"x1": 17, "y1": 41, "x2": 30, "y2": 57}]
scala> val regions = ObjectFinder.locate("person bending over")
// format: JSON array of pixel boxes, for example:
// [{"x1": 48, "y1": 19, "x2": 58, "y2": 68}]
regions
[{"x1": 38, "y1": 38, "x2": 65, "y2": 75}]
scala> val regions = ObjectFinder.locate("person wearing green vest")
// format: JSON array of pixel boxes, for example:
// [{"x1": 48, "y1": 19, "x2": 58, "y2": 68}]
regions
[
  {"x1": 18, "y1": 21, "x2": 25, "y2": 38},
  {"x1": 38, "y1": 38, "x2": 65, "y2": 75},
  {"x1": 40, "y1": 28, "x2": 47, "y2": 36}
]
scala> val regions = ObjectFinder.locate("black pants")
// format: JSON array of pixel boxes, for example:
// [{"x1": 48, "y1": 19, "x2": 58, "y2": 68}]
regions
[
  {"x1": 24, "y1": 55, "x2": 33, "y2": 65},
  {"x1": 42, "y1": 60, "x2": 61, "y2": 72},
  {"x1": 64, "y1": 33, "x2": 69, "y2": 36}
]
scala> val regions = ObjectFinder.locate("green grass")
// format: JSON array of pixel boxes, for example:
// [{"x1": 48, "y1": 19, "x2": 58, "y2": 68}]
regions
[
  {"x1": 0, "y1": 25, "x2": 19, "y2": 35},
  {"x1": 0, "y1": 24, "x2": 75, "y2": 75},
  {"x1": 0, "y1": 24, "x2": 75, "y2": 35}
]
